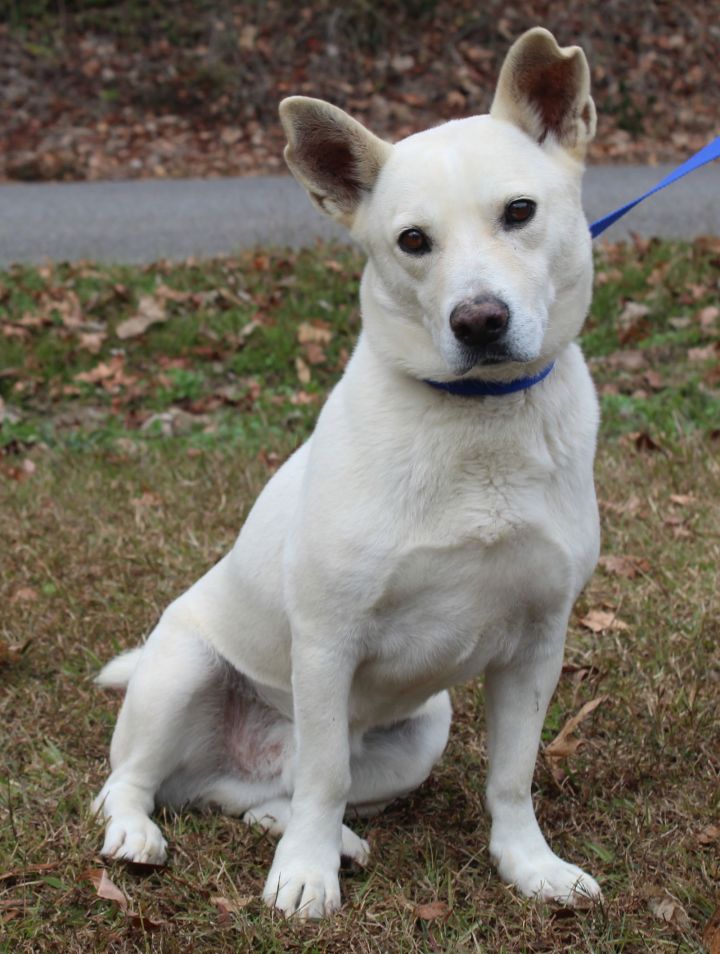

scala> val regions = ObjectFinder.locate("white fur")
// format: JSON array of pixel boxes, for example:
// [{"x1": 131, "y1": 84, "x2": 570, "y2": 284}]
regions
[{"x1": 94, "y1": 28, "x2": 603, "y2": 919}]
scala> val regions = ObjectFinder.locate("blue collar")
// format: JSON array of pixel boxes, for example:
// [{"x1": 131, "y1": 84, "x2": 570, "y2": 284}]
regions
[{"x1": 424, "y1": 360, "x2": 555, "y2": 397}]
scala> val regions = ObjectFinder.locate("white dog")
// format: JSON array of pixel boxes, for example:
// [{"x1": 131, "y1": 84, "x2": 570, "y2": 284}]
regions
[{"x1": 94, "y1": 27, "x2": 603, "y2": 918}]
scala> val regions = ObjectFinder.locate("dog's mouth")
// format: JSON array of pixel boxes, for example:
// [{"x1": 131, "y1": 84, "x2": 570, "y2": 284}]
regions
[{"x1": 451, "y1": 344, "x2": 517, "y2": 376}]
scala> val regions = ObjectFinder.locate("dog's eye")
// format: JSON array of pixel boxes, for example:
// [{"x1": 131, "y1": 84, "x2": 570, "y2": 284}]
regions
[
  {"x1": 504, "y1": 199, "x2": 536, "y2": 227},
  {"x1": 397, "y1": 228, "x2": 431, "y2": 255}
]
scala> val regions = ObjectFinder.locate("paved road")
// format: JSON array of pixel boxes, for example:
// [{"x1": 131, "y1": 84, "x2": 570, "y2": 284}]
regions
[{"x1": 1, "y1": 164, "x2": 719, "y2": 266}]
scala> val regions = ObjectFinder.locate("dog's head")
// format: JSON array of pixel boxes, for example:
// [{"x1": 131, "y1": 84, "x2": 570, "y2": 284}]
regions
[{"x1": 280, "y1": 28, "x2": 596, "y2": 381}]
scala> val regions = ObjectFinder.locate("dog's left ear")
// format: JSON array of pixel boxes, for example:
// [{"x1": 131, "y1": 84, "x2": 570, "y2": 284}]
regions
[
  {"x1": 491, "y1": 28, "x2": 596, "y2": 160},
  {"x1": 279, "y1": 96, "x2": 391, "y2": 226}
]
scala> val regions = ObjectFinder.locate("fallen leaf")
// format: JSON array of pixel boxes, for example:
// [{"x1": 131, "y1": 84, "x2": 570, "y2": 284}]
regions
[
  {"x1": 603, "y1": 350, "x2": 648, "y2": 372},
  {"x1": 237, "y1": 319, "x2": 260, "y2": 343},
  {"x1": 598, "y1": 555, "x2": 650, "y2": 579},
  {"x1": 696, "y1": 824, "x2": 720, "y2": 846},
  {"x1": 78, "y1": 331, "x2": 106, "y2": 353},
  {"x1": 48, "y1": 288, "x2": 83, "y2": 329},
  {"x1": 75, "y1": 355, "x2": 136, "y2": 392},
  {"x1": 647, "y1": 889, "x2": 690, "y2": 929},
  {"x1": 0, "y1": 641, "x2": 22, "y2": 666},
  {"x1": 704, "y1": 906, "x2": 720, "y2": 954},
  {"x1": 131, "y1": 491, "x2": 163, "y2": 510},
  {"x1": 127, "y1": 912, "x2": 164, "y2": 931},
  {"x1": 544, "y1": 695, "x2": 609, "y2": 759},
  {"x1": 295, "y1": 356, "x2": 311, "y2": 384},
  {"x1": 688, "y1": 344, "x2": 718, "y2": 363},
  {"x1": 116, "y1": 295, "x2": 167, "y2": 339},
  {"x1": 303, "y1": 342, "x2": 327, "y2": 365},
  {"x1": 324, "y1": 259, "x2": 345, "y2": 273},
  {"x1": 0, "y1": 862, "x2": 59, "y2": 882},
  {"x1": 698, "y1": 305, "x2": 719, "y2": 328},
  {"x1": 643, "y1": 369, "x2": 664, "y2": 391},
  {"x1": 617, "y1": 301, "x2": 651, "y2": 344},
  {"x1": 669, "y1": 494, "x2": 696, "y2": 506},
  {"x1": 18, "y1": 311, "x2": 46, "y2": 328},
  {"x1": 155, "y1": 283, "x2": 192, "y2": 304},
  {"x1": 11, "y1": 586, "x2": 39, "y2": 604},
  {"x1": 578, "y1": 610, "x2": 630, "y2": 633},
  {"x1": 86, "y1": 868, "x2": 128, "y2": 911},
  {"x1": 140, "y1": 408, "x2": 202, "y2": 437},
  {"x1": 210, "y1": 895, "x2": 253, "y2": 925},
  {"x1": 289, "y1": 389, "x2": 318, "y2": 406},
  {"x1": 297, "y1": 321, "x2": 333, "y2": 346},
  {"x1": 600, "y1": 495, "x2": 643, "y2": 516},
  {"x1": 2, "y1": 323, "x2": 30, "y2": 340},
  {"x1": 414, "y1": 900, "x2": 450, "y2": 921},
  {"x1": 74, "y1": 359, "x2": 114, "y2": 384}
]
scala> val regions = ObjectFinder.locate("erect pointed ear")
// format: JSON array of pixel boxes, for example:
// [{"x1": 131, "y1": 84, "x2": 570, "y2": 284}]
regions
[
  {"x1": 279, "y1": 96, "x2": 391, "y2": 225},
  {"x1": 490, "y1": 28, "x2": 596, "y2": 160}
]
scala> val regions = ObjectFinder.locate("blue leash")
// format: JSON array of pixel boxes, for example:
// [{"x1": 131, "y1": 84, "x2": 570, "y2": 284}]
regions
[
  {"x1": 426, "y1": 136, "x2": 720, "y2": 396},
  {"x1": 589, "y1": 135, "x2": 720, "y2": 239}
]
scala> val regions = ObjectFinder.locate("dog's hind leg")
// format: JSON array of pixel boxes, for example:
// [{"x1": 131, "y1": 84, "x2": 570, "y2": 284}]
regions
[
  {"x1": 93, "y1": 607, "x2": 224, "y2": 864},
  {"x1": 347, "y1": 691, "x2": 452, "y2": 816}
]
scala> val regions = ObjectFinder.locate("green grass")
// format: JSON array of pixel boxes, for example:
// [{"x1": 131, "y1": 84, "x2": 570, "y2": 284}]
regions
[{"x1": 1, "y1": 240, "x2": 719, "y2": 952}]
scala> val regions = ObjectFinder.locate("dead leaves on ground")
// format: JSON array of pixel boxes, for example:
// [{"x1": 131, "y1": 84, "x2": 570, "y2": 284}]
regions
[
  {"x1": 115, "y1": 293, "x2": 167, "y2": 340},
  {"x1": 3, "y1": 1, "x2": 720, "y2": 183},
  {"x1": 414, "y1": 899, "x2": 451, "y2": 922},
  {"x1": 75, "y1": 354, "x2": 137, "y2": 393},
  {"x1": 86, "y1": 868, "x2": 164, "y2": 932},
  {"x1": 543, "y1": 695, "x2": 608, "y2": 786},
  {"x1": 578, "y1": 609, "x2": 630, "y2": 634},
  {"x1": 544, "y1": 696, "x2": 609, "y2": 762},
  {"x1": 85, "y1": 868, "x2": 257, "y2": 932},
  {"x1": 210, "y1": 894, "x2": 253, "y2": 925},
  {"x1": 599, "y1": 554, "x2": 650, "y2": 579},
  {"x1": 646, "y1": 890, "x2": 692, "y2": 932},
  {"x1": 704, "y1": 907, "x2": 720, "y2": 954},
  {"x1": 295, "y1": 319, "x2": 335, "y2": 384}
]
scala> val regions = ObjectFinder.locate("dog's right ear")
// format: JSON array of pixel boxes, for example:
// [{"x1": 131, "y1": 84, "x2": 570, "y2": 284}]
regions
[{"x1": 279, "y1": 97, "x2": 391, "y2": 226}]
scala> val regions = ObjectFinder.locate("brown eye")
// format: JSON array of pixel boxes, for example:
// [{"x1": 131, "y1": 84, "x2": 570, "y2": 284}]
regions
[
  {"x1": 398, "y1": 228, "x2": 431, "y2": 255},
  {"x1": 504, "y1": 199, "x2": 536, "y2": 227}
]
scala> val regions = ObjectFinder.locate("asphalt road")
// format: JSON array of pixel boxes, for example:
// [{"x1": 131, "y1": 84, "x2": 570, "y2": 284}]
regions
[{"x1": 1, "y1": 164, "x2": 719, "y2": 267}]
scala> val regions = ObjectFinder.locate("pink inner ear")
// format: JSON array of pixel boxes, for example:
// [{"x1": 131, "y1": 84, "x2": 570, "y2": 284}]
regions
[
  {"x1": 514, "y1": 55, "x2": 581, "y2": 141},
  {"x1": 296, "y1": 121, "x2": 363, "y2": 207}
]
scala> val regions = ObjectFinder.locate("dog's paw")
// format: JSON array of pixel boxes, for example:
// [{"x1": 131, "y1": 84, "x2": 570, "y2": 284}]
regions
[
  {"x1": 263, "y1": 840, "x2": 341, "y2": 918},
  {"x1": 496, "y1": 850, "x2": 601, "y2": 904},
  {"x1": 101, "y1": 814, "x2": 167, "y2": 865}
]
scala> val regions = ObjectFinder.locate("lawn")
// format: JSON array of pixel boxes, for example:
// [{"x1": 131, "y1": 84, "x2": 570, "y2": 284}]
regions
[{"x1": 1, "y1": 239, "x2": 719, "y2": 952}]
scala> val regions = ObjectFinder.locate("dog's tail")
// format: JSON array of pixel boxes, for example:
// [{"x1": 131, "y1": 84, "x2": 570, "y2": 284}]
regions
[{"x1": 95, "y1": 647, "x2": 143, "y2": 689}]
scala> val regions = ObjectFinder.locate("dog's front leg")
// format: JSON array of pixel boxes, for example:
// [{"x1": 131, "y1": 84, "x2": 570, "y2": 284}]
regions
[
  {"x1": 484, "y1": 641, "x2": 601, "y2": 904},
  {"x1": 263, "y1": 638, "x2": 364, "y2": 919}
]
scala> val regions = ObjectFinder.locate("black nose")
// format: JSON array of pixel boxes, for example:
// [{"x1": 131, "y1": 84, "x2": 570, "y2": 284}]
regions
[{"x1": 449, "y1": 296, "x2": 509, "y2": 348}]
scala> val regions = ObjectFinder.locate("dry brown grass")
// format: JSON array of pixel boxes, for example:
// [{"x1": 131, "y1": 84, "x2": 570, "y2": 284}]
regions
[
  {"x1": 2, "y1": 238, "x2": 719, "y2": 951},
  {"x1": 2, "y1": 431, "x2": 718, "y2": 953}
]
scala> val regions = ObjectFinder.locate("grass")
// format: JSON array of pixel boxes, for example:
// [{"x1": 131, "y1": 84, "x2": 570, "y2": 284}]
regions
[{"x1": 1, "y1": 239, "x2": 719, "y2": 952}]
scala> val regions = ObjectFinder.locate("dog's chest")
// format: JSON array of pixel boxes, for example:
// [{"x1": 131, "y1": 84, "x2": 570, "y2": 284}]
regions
[{"x1": 350, "y1": 456, "x2": 589, "y2": 710}]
